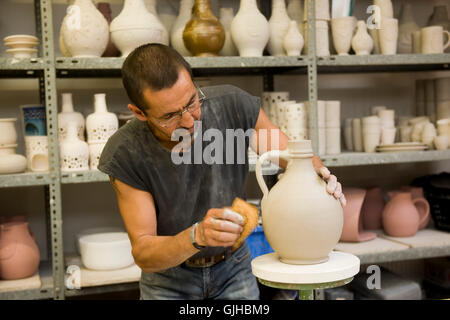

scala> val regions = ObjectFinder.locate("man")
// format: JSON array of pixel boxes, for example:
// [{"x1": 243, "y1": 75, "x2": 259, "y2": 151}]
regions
[{"x1": 98, "y1": 44, "x2": 346, "y2": 300}]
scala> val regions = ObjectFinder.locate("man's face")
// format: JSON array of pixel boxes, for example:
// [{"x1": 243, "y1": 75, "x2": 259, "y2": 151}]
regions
[{"x1": 133, "y1": 69, "x2": 202, "y2": 143}]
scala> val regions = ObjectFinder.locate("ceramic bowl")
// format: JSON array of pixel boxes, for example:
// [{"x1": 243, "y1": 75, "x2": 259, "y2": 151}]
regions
[
  {"x1": 0, "y1": 154, "x2": 27, "y2": 174},
  {"x1": 74, "y1": 227, "x2": 124, "y2": 255},
  {"x1": 4, "y1": 41, "x2": 38, "y2": 49},
  {"x1": 6, "y1": 48, "x2": 37, "y2": 59},
  {"x1": 3, "y1": 34, "x2": 38, "y2": 43},
  {"x1": 79, "y1": 232, "x2": 134, "y2": 270}
]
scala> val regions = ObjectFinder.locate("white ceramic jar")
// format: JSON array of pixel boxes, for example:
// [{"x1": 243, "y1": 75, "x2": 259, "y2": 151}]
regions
[
  {"x1": 171, "y1": 0, "x2": 194, "y2": 56},
  {"x1": 86, "y1": 94, "x2": 118, "y2": 143},
  {"x1": 59, "y1": 122, "x2": 89, "y2": 172},
  {"x1": 231, "y1": 0, "x2": 270, "y2": 57},
  {"x1": 283, "y1": 20, "x2": 304, "y2": 56},
  {"x1": 352, "y1": 20, "x2": 374, "y2": 55},
  {"x1": 268, "y1": 0, "x2": 291, "y2": 56},
  {"x1": 60, "y1": 0, "x2": 109, "y2": 58},
  {"x1": 143, "y1": 0, "x2": 169, "y2": 45},
  {"x1": 58, "y1": 93, "x2": 85, "y2": 141}
]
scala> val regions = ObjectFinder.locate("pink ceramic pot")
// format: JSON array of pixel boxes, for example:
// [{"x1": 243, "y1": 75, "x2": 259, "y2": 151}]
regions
[
  {"x1": 382, "y1": 192, "x2": 430, "y2": 237},
  {"x1": 361, "y1": 187, "x2": 386, "y2": 230},
  {"x1": 399, "y1": 186, "x2": 429, "y2": 229},
  {"x1": 0, "y1": 216, "x2": 36, "y2": 240},
  {"x1": 0, "y1": 222, "x2": 40, "y2": 280},
  {"x1": 340, "y1": 188, "x2": 377, "y2": 242}
]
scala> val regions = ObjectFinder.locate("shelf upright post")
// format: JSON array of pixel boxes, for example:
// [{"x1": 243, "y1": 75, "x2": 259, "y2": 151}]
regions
[
  {"x1": 306, "y1": 0, "x2": 319, "y2": 154},
  {"x1": 35, "y1": 0, "x2": 65, "y2": 300}
]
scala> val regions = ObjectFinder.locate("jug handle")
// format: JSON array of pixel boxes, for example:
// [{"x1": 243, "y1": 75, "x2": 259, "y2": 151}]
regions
[
  {"x1": 413, "y1": 197, "x2": 430, "y2": 227},
  {"x1": 255, "y1": 149, "x2": 290, "y2": 199}
]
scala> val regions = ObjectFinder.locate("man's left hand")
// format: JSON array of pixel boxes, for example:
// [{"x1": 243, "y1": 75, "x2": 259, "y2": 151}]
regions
[{"x1": 315, "y1": 166, "x2": 347, "y2": 208}]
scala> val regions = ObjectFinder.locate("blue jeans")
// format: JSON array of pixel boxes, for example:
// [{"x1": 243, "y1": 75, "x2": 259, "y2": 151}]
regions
[{"x1": 139, "y1": 243, "x2": 260, "y2": 300}]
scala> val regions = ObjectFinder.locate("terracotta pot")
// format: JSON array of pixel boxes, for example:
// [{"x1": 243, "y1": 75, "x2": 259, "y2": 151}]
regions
[
  {"x1": 97, "y1": 2, "x2": 120, "y2": 57},
  {"x1": 0, "y1": 222, "x2": 40, "y2": 280},
  {"x1": 399, "y1": 187, "x2": 429, "y2": 229},
  {"x1": 183, "y1": 0, "x2": 225, "y2": 57},
  {"x1": 382, "y1": 192, "x2": 430, "y2": 237},
  {"x1": 361, "y1": 187, "x2": 385, "y2": 230},
  {"x1": 340, "y1": 188, "x2": 377, "y2": 242},
  {"x1": 256, "y1": 140, "x2": 343, "y2": 265}
]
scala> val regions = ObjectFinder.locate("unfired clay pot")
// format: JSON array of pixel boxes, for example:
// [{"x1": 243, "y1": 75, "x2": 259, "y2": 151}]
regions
[
  {"x1": 340, "y1": 188, "x2": 377, "y2": 242},
  {"x1": 361, "y1": 187, "x2": 385, "y2": 230},
  {"x1": 382, "y1": 192, "x2": 430, "y2": 237},
  {"x1": 399, "y1": 187, "x2": 429, "y2": 230},
  {"x1": 256, "y1": 140, "x2": 344, "y2": 265},
  {"x1": 183, "y1": 0, "x2": 225, "y2": 57},
  {"x1": 0, "y1": 222, "x2": 40, "y2": 280}
]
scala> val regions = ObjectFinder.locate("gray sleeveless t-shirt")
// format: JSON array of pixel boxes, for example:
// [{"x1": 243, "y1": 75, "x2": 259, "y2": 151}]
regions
[{"x1": 98, "y1": 85, "x2": 261, "y2": 259}]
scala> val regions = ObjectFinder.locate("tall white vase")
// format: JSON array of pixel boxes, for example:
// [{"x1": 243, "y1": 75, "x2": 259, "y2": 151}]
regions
[
  {"x1": 219, "y1": 8, "x2": 238, "y2": 56},
  {"x1": 283, "y1": 20, "x2": 304, "y2": 56},
  {"x1": 86, "y1": 94, "x2": 118, "y2": 144},
  {"x1": 287, "y1": 0, "x2": 303, "y2": 36},
  {"x1": 352, "y1": 20, "x2": 374, "y2": 55},
  {"x1": 143, "y1": 0, "x2": 169, "y2": 45},
  {"x1": 171, "y1": 0, "x2": 194, "y2": 56},
  {"x1": 60, "y1": 0, "x2": 109, "y2": 57},
  {"x1": 331, "y1": 16, "x2": 356, "y2": 55},
  {"x1": 58, "y1": 93, "x2": 85, "y2": 141},
  {"x1": 268, "y1": 0, "x2": 291, "y2": 56},
  {"x1": 110, "y1": 0, "x2": 166, "y2": 57},
  {"x1": 231, "y1": 0, "x2": 270, "y2": 57},
  {"x1": 59, "y1": 122, "x2": 89, "y2": 172},
  {"x1": 397, "y1": 3, "x2": 419, "y2": 54},
  {"x1": 379, "y1": 18, "x2": 398, "y2": 55}
]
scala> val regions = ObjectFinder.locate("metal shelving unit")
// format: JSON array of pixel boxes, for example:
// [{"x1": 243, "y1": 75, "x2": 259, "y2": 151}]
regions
[{"x1": 1, "y1": 0, "x2": 449, "y2": 300}]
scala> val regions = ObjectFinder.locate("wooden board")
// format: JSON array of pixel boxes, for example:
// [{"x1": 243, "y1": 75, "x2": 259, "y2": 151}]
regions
[
  {"x1": 377, "y1": 229, "x2": 450, "y2": 248},
  {"x1": 65, "y1": 254, "x2": 141, "y2": 289},
  {"x1": 0, "y1": 273, "x2": 41, "y2": 293}
]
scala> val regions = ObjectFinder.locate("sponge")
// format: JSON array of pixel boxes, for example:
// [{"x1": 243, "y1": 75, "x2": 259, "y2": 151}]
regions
[{"x1": 231, "y1": 197, "x2": 259, "y2": 250}]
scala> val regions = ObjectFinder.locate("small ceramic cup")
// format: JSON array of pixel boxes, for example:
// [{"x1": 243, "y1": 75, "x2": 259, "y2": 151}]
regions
[
  {"x1": 400, "y1": 126, "x2": 413, "y2": 142},
  {"x1": 325, "y1": 100, "x2": 341, "y2": 127},
  {"x1": 421, "y1": 26, "x2": 450, "y2": 54},
  {"x1": 434, "y1": 135, "x2": 449, "y2": 150},
  {"x1": 381, "y1": 127, "x2": 397, "y2": 145},
  {"x1": 352, "y1": 118, "x2": 363, "y2": 152},
  {"x1": 325, "y1": 127, "x2": 341, "y2": 155},
  {"x1": 372, "y1": 106, "x2": 387, "y2": 116},
  {"x1": 379, "y1": 18, "x2": 398, "y2": 55},
  {"x1": 363, "y1": 131, "x2": 381, "y2": 153}
]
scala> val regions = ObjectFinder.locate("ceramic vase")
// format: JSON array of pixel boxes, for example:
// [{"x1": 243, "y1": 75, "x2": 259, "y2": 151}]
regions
[
  {"x1": 340, "y1": 188, "x2": 377, "y2": 242},
  {"x1": 268, "y1": 92, "x2": 290, "y2": 126},
  {"x1": 331, "y1": 16, "x2": 356, "y2": 56},
  {"x1": 219, "y1": 8, "x2": 238, "y2": 56},
  {"x1": 361, "y1": 187, "x2": 385, "y2": 230},
  {"x1": 160, "y1": 13, "x2": 177, "y2": 38},
  {"x1": 183, "y1": 0, "x2": 225, "y2": 57},
  {"x1": 374, "y1": 0, "x2": 393, "y2": 19},
  {"x1": 287, "y1": 0, "x2": 303, "y2": 35},
  {"x1": 0, "y1": 118, "x2": 18, "y2": 145},
  {"x1": 60, "y1": 0, "x2": 109, "y2": 58},
  {"x1": 58, "y1": 93, "x2": 85, "y2": 141},
  {"x1": 397, "y1": 3, "x2": 419, "y2": 54},
  {"x1": 60, "y1": 122, "x2": 89, "y2": 171},
  {"x1": 231, "y1": 0, "x2": 270, "y2": 57},
  {"x1": 97, "y1": 2, "x2": 120, "y2": 57},
  {"x1": 382, "y1": 192, "x2": 430, "y2": 237},
  {"x1": 268, "y1": 0, "x2": 291, "y2": 56},
  {"x1": 88, "y1": 142, "x2": 106, "y2": 170},
  {"x1": 144, "y1": 0, "x2": 169, "y2": 46},
  {"x1": 283, "y1": 20, "x2": 304, "y2": 56},
  {"x1": 86, "y1": 94, "x2": 118, "y2": 143},
  {"x1": 352, "y1": 21, "x2": 374, "y2": 55},
  {"x1": 24, "y1": 136, "x2": 49, "y2": 172},
  {"x1": 379, "y1": 18, "x2": 398, "y2": 55},
  {"x1": 171, "y1": 0, "x2": 194, "y2": 56},
  {"x1": 110, "y1": 0, "x2": 166, "y2": 57},
  {"x1": 256, "y1": 140, "x2": 344, "y2": 265},
  {"x1": 0, "y1": 222, "x2": 40, "y2": 280}
]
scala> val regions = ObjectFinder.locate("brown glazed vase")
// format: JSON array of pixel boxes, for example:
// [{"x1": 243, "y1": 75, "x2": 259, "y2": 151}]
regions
[
  {"x1": 183, "y1": 0, "x2": 225, "y2": 57},
  {"x1": 97, "y1": 2, "x2": 120, "y2": 57},
  {"x1": 0, "y1": 222, "x2": 40, "y2": 280}
]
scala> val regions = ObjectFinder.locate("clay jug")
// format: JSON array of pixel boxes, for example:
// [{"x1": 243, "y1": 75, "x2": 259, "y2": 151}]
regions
[
  {"x1": 340, "y1": 188, "x2": 377, "y2": 242},
  {"x1": 110, "y1": 0, "x2": 166, "y2": 57},
  {"x1": 352, "y1": 20, "x2": 374, "y2": 55},
  {"x1": 397, "y1": 3, "x2": 419, "y2": 54},
  {"x1": 231, "y1": 0, "x2": 270, "y2": 57},
  {"x1": 58, "y1": 93, "x2": 85, "y2": 141},
  {"x1": 171, "y1": 0, "x2": 194, "y2": 56},
  {"x1": 382, "y1": 192, "x2": 430, "y2": 237},
  {"x1": 255, "y1": 140, "x2": 344, "y2": 265},
  {"x1": 361, "y1": 187, "x2": 385, "y2": 230},
  {"x1": 0, "y1": 222, "x2": 40, "y2": 280},
  {"x1": 97, "y1": 2, "x2": 121, "y2": 57},
  {"x1": 283, "y1": 20, "x2": 304, "y2": 56},
  {"x1": 183, "y1": 0, "x2": 225, "y2": 57},
  {"x1": 60, "y1": 0, "x2": 109, "y2": 57},
  {"x1": 399, "y1": 187, "x2": 429, "y2": 230},
  {"x1": 268, "y1": 0, "x2": 291, "y2": 56},
  {"x1": 219, "y1": 8, "x2": 238, "y2": 56}
]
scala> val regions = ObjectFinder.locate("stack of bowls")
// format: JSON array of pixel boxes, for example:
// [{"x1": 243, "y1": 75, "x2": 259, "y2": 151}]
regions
[
  {"x1": 0, "y1": 118, "x2": 27, "y2": 174},
  {"x1": 3, "y1": 35, "x2": 39, "y2": 59}
]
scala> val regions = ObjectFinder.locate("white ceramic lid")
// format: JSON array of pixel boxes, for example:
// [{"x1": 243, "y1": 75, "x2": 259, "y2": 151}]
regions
[{"x1": 4, "y1": 34, "x2": 39, "y2": 42}]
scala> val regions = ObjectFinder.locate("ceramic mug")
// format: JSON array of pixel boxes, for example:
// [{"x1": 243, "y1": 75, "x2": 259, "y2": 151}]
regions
[{"x1": 421, "y1": 26, "x2": 450, "y2": 54}]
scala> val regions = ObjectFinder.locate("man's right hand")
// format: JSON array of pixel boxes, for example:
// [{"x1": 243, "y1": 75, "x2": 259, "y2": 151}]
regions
[{"x1": 196, "y1": 208, "x2": 245, "y2": 248}]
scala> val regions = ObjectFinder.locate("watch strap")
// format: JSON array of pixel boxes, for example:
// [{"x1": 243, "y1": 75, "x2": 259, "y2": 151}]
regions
[{"x1": 190, "y1": 222, "x2": 205, "y2": 250}]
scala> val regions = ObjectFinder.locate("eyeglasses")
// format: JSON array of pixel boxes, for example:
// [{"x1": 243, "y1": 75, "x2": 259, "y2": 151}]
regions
[{"x1": 152, "y1": 86, "x2": 206, "y2": 128}]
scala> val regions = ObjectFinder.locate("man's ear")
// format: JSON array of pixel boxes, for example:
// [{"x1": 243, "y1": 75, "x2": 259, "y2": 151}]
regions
[{"x1": 128, "y1": 104, "x2": 148, "y2": 121}]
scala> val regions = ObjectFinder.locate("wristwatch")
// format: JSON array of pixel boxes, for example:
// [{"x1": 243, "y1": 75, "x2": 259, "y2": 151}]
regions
[{"x1": 190, "y1": 222, "x2": 206, "y2": 250}]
